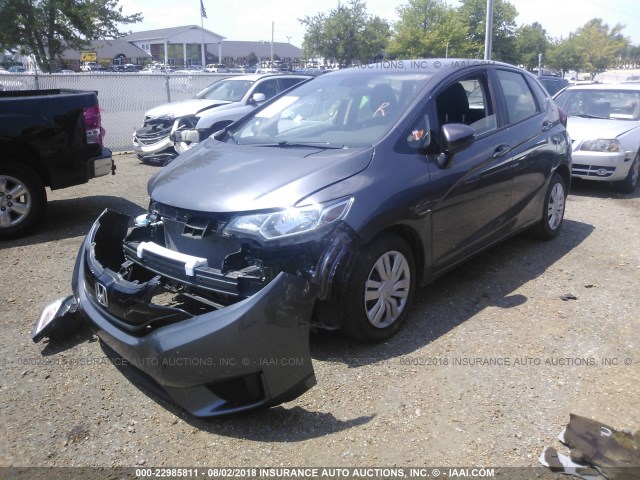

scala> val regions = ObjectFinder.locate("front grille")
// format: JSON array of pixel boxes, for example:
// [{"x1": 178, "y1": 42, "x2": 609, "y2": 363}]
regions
[
  {"x1": 135, "y1": 118, "x2": 174, "y2": 144},
  {"x1": 572, "y1": 164, "x2": 616, "y2": 177}
]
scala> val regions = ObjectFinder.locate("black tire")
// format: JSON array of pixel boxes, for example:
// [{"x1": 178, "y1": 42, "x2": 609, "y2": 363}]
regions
[
  {"x1": 616, "y1": 153, "x2": 639, "y2": 193},
  {"x1": 342, "y1": 233, "x2": 415, "y2": 342},
  {"x1": 532, "y1": 172, "x2": 566, "y2": 240},
  {"x1": 0, "y1": 162, "x2": 46, "y2": 240}
]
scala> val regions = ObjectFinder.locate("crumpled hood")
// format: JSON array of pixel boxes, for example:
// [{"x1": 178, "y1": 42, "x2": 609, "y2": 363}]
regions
[
  {"x1": 145, "y1": 99, "x2": 233, "y2": 119},
  {"x1": 567, "y1": 116, "x2": 638, "y2": 142},
  {"x1": 148, "y1": 141, "x2": 373, "y2": 212}
]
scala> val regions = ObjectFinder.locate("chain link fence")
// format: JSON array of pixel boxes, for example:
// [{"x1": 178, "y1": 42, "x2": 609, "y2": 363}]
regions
[{"x1": 0, "y1": 72, "x2": 234, "y2": 151}]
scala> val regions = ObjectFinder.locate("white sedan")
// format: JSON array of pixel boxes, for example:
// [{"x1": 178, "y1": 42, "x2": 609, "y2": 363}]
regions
[{"x1": 554, "y1": 83, "x2": 640, "y2": 192}]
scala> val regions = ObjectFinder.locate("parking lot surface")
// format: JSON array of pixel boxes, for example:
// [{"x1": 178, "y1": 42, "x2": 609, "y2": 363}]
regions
[{"x1": 1, "y1": 153, "x2": 639, "y2": 471}]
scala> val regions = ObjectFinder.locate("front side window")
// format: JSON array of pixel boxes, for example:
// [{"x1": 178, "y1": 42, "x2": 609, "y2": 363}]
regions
[
  {"x1": 497, "y1": 70, "x2": 539, "y2": 124},
  {"x1": 435, "y1": 74, "x2": 496, "y2": 136}
]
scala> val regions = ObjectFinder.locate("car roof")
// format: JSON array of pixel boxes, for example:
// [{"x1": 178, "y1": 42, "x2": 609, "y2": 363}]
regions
[
  {"x1": 562, "y1": 83, "x2": 640, "y2": 91},
  {"x1": 322, "y1": 58, "x2": 527, "y2": 80},
  {"x1": 221, "y1": 73, "x2": 312, "y2": 81}
]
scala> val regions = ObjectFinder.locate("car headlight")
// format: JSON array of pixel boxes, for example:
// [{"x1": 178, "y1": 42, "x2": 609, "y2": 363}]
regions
[
  {"x1": 223, "y1": 197, "x2": 353, "y2": 243},
  {"x1": 580, "y1": 139, "x2": 622, "y2": 152}
]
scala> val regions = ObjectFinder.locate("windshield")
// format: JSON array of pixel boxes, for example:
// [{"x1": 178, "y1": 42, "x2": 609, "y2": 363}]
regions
[
  {"x1": 554, "y1": 89, "x2": 640, "y2": 120},
  {"x1": 195, "y1": 79, "x2": 254, "y2": 102},
  {"x1": 228, "y1": 71, "x2": 432, "y2": 148}
]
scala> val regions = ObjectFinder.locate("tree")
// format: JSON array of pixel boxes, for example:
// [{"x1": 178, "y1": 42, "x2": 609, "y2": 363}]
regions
[
  {"x1": 573, "y1": 19, "x2": 628, "y2": 76},
  {"x1": 246, "y1": 52, "x2": 258, "y2": 66},
  {"x1": 546, "y1": 19, "x2": 629, "y2": 78},
  {"x1": 388, "y1": 0, "x2": 477, "y2": 58},
  {"x1": 516, "y1": 22, "x2": 549, "y2": 70},
  {"x1": 300, "y1": 0, "x2": 390, "y2": 66},
  {"x1": 457, "y1": 0, "x2": 518, "y2": 62},
  {"x1": 0, "y1": 0, "x2": 142, "y2": 72},
  {"x1": 547, "y1": 37, "x2": 584, "y2": 75}
]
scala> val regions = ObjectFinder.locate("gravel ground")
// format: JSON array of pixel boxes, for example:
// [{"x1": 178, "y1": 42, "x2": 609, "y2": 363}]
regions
[{"x1": 1, "y1": 153, "x2": 639, "y2": 473}]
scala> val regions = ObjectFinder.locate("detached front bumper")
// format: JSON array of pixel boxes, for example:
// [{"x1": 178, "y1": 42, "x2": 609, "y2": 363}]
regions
[
  {"x1": 571, "y1": 150, "x2": 633, "y2": 182},
  {"x1": 39, "y1": 210, "x2": 317, "y2": 417}
]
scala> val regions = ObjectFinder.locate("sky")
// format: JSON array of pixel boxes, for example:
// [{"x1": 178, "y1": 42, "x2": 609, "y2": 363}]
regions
[{"x1": 117, "y1": 0, "x2": 640, "y2": 49}]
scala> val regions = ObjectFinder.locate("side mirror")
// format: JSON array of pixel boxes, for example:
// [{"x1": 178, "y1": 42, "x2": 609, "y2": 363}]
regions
[
  {"x1": 249, "y1": 92, "x2": 266, "y2": 104},
  {"x1": 437, "y1": 123, "x2": 475, "y2": 168}
]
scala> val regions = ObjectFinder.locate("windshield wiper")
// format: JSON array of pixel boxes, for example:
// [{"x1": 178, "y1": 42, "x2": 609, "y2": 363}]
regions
[
  {"x1": 574, "y1": 114, "x2": 609, "y2": 119},
  {"x1": 277, "y1": 141, "x2": 345, "y2": 149}
]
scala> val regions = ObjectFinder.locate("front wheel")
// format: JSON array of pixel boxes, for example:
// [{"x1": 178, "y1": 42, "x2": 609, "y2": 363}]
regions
[
  {"x1": 342, "y1": 233, "x2": 415, "y2": 342},
  {"x1": 532, "y1": 172, "x2": 566, "y2": 240},
  {"x1": 617, "y1": 153, "x2": 639, "y2": 193},
  {"x1": 0, "y1": 162, "x2": 46, "y2": 240}
]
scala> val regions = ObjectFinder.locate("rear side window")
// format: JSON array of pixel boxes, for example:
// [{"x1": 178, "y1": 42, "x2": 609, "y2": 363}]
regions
[
  {"x1": 280, "y1": 77, "x2": 305, "y2": 89},
  {"x1": 497, "y1": 70, "x2": 539, "y2": 124}
]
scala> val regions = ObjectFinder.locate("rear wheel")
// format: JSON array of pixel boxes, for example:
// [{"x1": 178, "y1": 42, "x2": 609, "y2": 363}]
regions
[
  {"x1": 0, "y1": 162, "x2": 46, "y2": 240},
  {"x1": 617, "y1": 153, "x2": 639, "y2": 193},
  {"x1": 342, "y1": 233, "x2": 415, "y2": 342},
  {"x1": 532, "y1": 172, "x2": 566, "y2": 240}
]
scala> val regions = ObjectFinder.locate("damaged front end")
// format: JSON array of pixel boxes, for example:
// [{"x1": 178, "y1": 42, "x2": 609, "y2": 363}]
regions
[
  {"x1": 34, "y1": 204, "x2": 359, "y2": 417},
  {"x1": 133, "y1": 116, "x2": 189, "y2": 166}
]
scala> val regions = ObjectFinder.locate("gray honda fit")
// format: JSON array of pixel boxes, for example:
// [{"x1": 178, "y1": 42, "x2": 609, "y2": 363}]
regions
[{"x1": 35, "y1": 59, "x2": 571, "y2": 416}]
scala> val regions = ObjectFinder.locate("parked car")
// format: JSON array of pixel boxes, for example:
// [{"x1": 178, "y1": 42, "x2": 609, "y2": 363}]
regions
[
  {"x1": 255, "y1": 67, "x2": 280, "y2": 74},
  {"x1": 553, "y1": 83, "x2": 640, "y2": 192},
  {"x1": 0, "y1": 89, "x2": 113, "y2": 239},
  {"x1": 133, "y1": 74, "x2": 312, "y2": 164},
  {"x1": 204, "y1": 64, "x2": 229, "y2": 73},
  {"x1": 538, "y1": 75, "x2": 570, "y2": 96},
  {"x1": 8, "y1": 66, "x2": 26, "y2": 73},
  {"x1": 36, "y1": 59, "x2": 570, "y2": 417},
  {"x1": 172, "y1": 74, "x2": 312, "y2": 153}
]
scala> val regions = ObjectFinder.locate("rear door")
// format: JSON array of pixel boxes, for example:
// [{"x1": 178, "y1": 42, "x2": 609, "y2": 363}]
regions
[{"x1": 493, "y1": 68, "x2": 561, "y2": 229}]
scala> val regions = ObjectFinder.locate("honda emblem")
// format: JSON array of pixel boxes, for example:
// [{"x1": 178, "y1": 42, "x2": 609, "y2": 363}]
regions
[{"x1": 95, "y1": 282, "x2": 108, "y2": 307}]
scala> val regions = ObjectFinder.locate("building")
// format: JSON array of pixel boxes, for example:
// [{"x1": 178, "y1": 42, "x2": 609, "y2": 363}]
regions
[
  {"x1": 212, "y1": 40, "x2": 302, "y2": 66},
  {"x1": 59, "y1": 26, "x2": 302, "y2": 69},
  {"x1": 61, "y1": 39, "x2": 151, "y2": 70},
  {"x1": 123, "y1": 25, "x2": 225, "y2": 67}
]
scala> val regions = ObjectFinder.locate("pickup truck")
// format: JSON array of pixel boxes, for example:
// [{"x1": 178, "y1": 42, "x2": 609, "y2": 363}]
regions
[{"x1": 0, "y1": 89, "x2": 114, "y2": 239}]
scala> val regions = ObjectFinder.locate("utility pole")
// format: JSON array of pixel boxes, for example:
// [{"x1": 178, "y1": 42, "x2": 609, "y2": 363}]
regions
[
  {"x1": 271, "y1": 21, "x2": 274, "y2": 64},
  {"x1": 538, "y1": 53, "x2": 543, "y2": 75},
  {"x1": 484, "y1": 0, "x2": 493, "y2": 60}
]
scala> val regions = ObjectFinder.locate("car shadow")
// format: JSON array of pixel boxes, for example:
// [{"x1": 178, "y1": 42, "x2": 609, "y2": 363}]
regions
[
  {"x1": 569, "y1": 178, "x2": 640, "y2": 199},
  {"x1": 310, "y1": 218, "x2": 595, "y2": 367},
  {"x1": 0, "y1": 195, "x2": 146, "y2": 249},
  {"x1": 100, "y1": 341, "x2": 375, "y2": 442}
]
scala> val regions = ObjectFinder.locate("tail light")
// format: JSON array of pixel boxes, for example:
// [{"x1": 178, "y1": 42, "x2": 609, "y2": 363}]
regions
[{"x1": 83, "y1": 104, "x2": 105, "y2": 147}]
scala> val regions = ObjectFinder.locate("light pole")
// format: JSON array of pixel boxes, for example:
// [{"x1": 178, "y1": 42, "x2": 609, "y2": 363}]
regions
[{"x1": 484, "y1": 0, "x2": 493, "y2": 60}]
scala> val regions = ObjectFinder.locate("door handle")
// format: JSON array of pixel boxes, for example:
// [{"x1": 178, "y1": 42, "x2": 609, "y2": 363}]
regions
[
  {"x1": 542, "y1": 120, "x2": 552, "y2": 132},
  {"x1": 492, "y1": 144, "x2": 511, "y2": 158}
]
